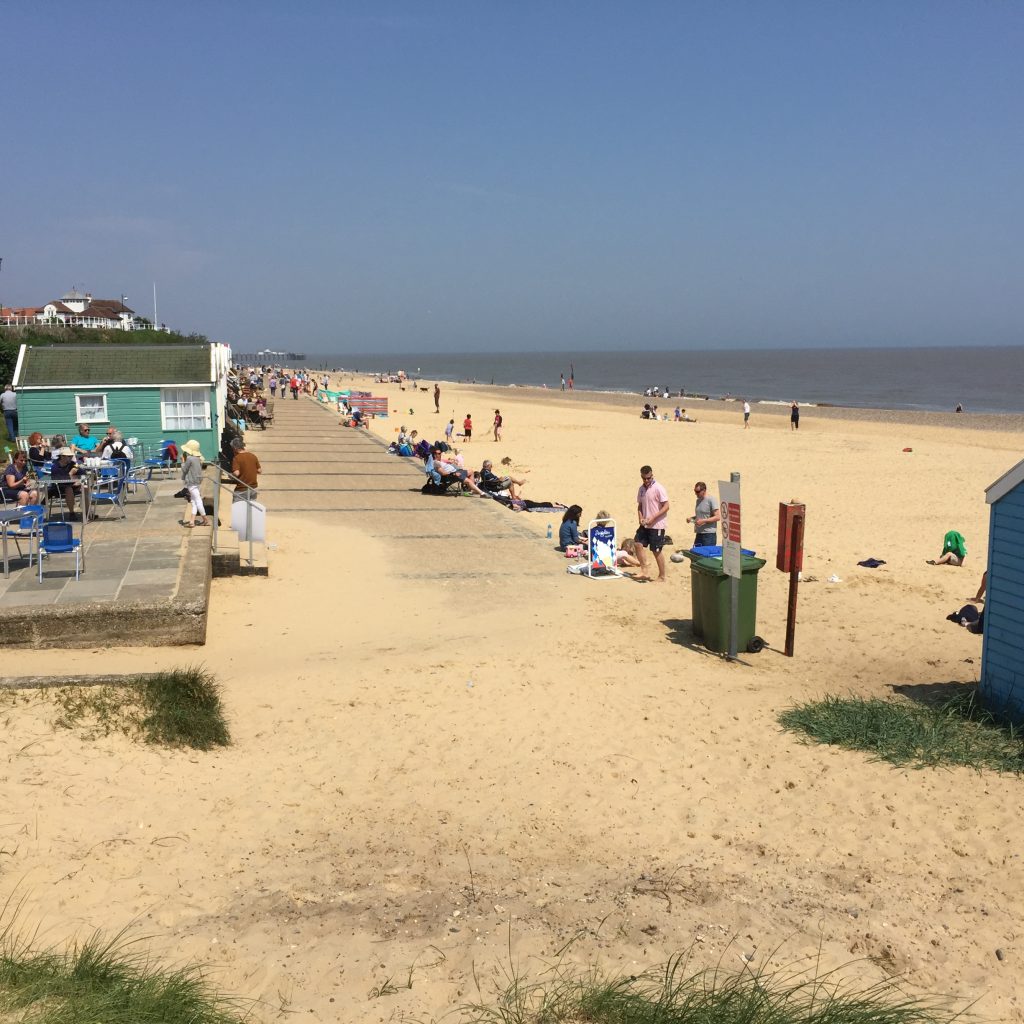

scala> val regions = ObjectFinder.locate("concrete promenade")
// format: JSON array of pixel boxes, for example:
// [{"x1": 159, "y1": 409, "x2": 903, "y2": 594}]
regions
[{"x1": 254, "y1": 393, "x2": 557, "y2": 582}]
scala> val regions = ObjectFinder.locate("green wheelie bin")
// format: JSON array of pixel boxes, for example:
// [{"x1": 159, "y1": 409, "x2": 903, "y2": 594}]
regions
[{"x1": 682, "y1": 550, "x2": 767, "y2": 653}]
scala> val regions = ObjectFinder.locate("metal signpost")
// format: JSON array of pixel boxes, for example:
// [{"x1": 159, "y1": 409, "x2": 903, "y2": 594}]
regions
[
  {"x1": 777, "y1": 502, "x2": 806, "y2": 657},
  {"x1": 719, "y1": 473, "x2": 742, "y2": 659}
]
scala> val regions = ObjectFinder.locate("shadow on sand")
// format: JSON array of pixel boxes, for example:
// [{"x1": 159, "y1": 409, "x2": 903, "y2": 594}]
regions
[{"x1": 891, "y1": 680, "x2": 977, "y2": 708}]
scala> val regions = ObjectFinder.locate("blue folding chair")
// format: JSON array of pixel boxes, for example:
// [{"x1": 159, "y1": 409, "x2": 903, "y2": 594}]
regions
[
  {"x1": 125, "y1": 463, "x2": 155, "y2": 502},
  {"x1": 10, "y1": 504, "x2": 45, "y2": 568},
  {"x1": 91, "y1": 463, "x2": 128, "y2": 520},
  {"x1": 38, "y1": 521, "x2": 82, "y2": 582},
  {"x1": 144, "y1": 440, "x2": 178, "y2": 478}
]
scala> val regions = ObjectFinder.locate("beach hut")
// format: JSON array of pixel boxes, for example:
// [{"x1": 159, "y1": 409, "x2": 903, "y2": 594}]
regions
[
  {"x1": 980, "y1": 457, "x2": 1024, "y2": 721},
  {"x1": 12, "y1": 343, "x2": 232, "y2": 459}
]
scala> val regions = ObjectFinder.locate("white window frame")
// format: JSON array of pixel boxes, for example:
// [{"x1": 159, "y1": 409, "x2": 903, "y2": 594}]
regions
[
  {"x1": 160, "y1": 387, "x2": 211, "y2": 431},
  {"x1": 74, "y1": 393, "x2": 109, "y2": 424}
]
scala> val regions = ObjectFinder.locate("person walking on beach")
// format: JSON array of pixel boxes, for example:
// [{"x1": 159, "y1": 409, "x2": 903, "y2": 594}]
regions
[
  {"x1": 290, "y1": 375, "x2": 300, "y2": 400},
  {"x1": 634, "y1": 465, "x2": 670, "y2": 582},
  {"x1": 688, "y1": 481, "x2": 721, "y2": 548},
  {"x1": 445, "y1": 419, "x2": 455, "y2": 444},
  {"x1": 560, "y1": 373, "x2": 565, "y2": 391},
  {"x1": 743, "y1": 400, "x2": 751, "y2": 428},
  {"x1": 463, "y1": 413, "x2": 473, "y2": 441},
  {"x1": 434, "y1": 384, "x2": 441, "y2": 413},
  {"x1": 493, "y1": 409, "x2": 502, "y2": 442},
  {"x1": 790, "y1": 401, "x2": 800, "y2": 430}
]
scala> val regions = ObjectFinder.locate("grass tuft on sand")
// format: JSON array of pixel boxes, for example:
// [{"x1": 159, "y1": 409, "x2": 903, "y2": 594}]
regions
[
  {"x1": 779, "y1": 690, "x2": 1024, "y2": 772},
  {"x1": 0, "y1": 920, "x2": 245, "y2": 1024},
  {"x1": 461, "y1": 952, "x2": 960, "y2": 1024},
  {"x1": 52, "y1": 666, "x2": 230, "y2": 751}
]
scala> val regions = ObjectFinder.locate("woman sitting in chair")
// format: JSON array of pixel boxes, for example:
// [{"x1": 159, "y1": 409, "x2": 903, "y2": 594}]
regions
[
  {"x1": 49, "y1": 447, "x2": 83, "y2": 519},
  {"x1": 2, "y1": 451, "x2": 40, "y2": 507},
  {"x1": 27, "y1": 432, "x2": 51, "y2": 469}
]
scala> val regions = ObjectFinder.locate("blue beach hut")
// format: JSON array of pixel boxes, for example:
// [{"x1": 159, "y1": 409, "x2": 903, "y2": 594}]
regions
[{"x1": 980, "y1": 457, "x2": 1024, "y2": 722}]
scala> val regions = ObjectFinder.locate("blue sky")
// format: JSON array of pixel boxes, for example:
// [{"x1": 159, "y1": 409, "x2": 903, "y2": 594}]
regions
[{"x1": 4, "y1": 0, "x2": 1022, "y2": 352}]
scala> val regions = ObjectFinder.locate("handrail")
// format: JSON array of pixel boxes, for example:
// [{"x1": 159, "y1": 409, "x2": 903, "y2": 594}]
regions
[{"x1": 201, "y1": 464, "x2": 259, "y2": 569}]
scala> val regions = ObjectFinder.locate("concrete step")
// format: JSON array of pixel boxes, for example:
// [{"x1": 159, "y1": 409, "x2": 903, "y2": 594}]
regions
[{"x1": 213, "y1": 530, "x2": 269, "y2": 577}]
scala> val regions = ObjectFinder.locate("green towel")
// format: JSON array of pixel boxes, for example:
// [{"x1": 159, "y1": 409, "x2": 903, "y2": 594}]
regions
[{"x1": 942, "y1": 530, "x2": 967, "y2": 559}]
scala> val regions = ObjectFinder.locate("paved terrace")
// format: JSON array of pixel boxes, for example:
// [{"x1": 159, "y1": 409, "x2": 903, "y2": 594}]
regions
[{"x1": 0, "y1": 474, "x2": 212, "y2": 647}]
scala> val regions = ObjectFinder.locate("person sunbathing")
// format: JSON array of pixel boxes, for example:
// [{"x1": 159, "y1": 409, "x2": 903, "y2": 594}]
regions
[
  {"x1": 430, "y1": 448, "x2": 488, "y2": 497},
  {"x1": 478, "y1": 459, "x2": 527, "y2": 499},
  {"x1": 616, "y1": 537, "x2": 642, "y2": 567}
]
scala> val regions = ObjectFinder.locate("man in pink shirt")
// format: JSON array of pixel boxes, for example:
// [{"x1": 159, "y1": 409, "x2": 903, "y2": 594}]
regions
[{"x1": 635, "y1": 464, "x2": 670, "y2": 582}]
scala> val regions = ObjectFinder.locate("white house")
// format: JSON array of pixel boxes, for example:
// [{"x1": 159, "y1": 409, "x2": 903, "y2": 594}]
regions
[{"x1": 37, "y1": 289, "x2": 139, "y2": 330}]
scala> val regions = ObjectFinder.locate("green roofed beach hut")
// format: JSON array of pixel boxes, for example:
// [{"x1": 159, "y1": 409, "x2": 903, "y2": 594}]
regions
[{"x1": 12, "y1": 343, "x2": 232, "y2": 460}]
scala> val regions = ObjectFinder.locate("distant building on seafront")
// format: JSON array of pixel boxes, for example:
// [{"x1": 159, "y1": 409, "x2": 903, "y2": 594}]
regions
[{"x1": 0, "y1": 288, "x2": 168, "y2": 331}]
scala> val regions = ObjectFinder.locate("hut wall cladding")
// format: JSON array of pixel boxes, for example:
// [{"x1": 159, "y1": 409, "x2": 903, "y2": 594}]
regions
[
  {"x1": 981, "y1": 482, "x2": 1024, "y2": 720},
  {"x1": 16, "y1": 387, "x2": 218, "y2": 457}
]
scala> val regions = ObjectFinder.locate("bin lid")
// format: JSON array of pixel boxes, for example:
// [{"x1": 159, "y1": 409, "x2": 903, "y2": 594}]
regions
[
  {"x1": 690, "y1": 545, "x2": 756, "y2": 558},
  {"x1": 687, "y1": 553, "x2": 767, "y2": 575}
]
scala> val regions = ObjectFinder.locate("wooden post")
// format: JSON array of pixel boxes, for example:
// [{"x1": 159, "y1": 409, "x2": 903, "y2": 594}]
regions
[{"x1": 784, "y1": 512, "x2": 804, "y2": 657}]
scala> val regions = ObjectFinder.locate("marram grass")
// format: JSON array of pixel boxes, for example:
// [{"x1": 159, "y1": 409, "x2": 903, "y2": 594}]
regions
[
  {"x1": 0, "y1": 919, "x2": 245, "y2": 1024},
  {"x1": 779, "y1": 690, "x2": 1024, "y2": 772},
  {"x1": 461, "y1": 951, "x2": 963, "y2": 1024},
  {"x1": 52, "y1": 665, "x2": 230, "y2": 751}
]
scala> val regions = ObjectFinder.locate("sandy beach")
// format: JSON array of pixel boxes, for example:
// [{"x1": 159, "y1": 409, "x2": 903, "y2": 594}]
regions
[{"x1": 3, "y1": 378, "x2": 1022, "y2": 1022}]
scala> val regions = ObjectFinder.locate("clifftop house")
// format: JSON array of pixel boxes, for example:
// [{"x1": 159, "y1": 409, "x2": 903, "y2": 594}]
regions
[{"x1": 1, "y1": 288, "x2": 164, "y2": 331}]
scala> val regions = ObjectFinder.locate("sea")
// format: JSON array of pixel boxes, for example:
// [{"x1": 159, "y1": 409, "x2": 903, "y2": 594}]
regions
[{"x1": 295, "y1": 346, "x2": 1024, "y2": 415}]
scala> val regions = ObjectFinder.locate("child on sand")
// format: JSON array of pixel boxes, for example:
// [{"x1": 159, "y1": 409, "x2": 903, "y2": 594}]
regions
[
  {"x1": 445, "y1": 419, "x2": 455, "y2": 444},
  {"x1": 463, "y1": 414, "x2": 473, "y2": 441}
]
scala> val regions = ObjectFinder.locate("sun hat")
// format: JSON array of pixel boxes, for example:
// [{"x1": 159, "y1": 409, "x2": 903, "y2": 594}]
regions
[{"x1": 181, "y1": 439, "x2": 203, "y2": 457}]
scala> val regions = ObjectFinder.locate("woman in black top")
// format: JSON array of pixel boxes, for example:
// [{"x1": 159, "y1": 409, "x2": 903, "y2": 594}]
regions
[{"x1": 27, "y1": 432, "x2": 50, "y2": 468}]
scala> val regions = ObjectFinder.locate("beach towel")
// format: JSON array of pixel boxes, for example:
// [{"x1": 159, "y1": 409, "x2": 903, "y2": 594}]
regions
[{"x1": 857, "y1": 558, "x2": 887, "y2": 568}]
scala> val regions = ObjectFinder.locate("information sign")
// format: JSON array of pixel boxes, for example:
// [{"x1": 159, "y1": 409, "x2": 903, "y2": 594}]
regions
[{"x1": 718, "y1": 479, "x2": 742, "y2": 579}]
